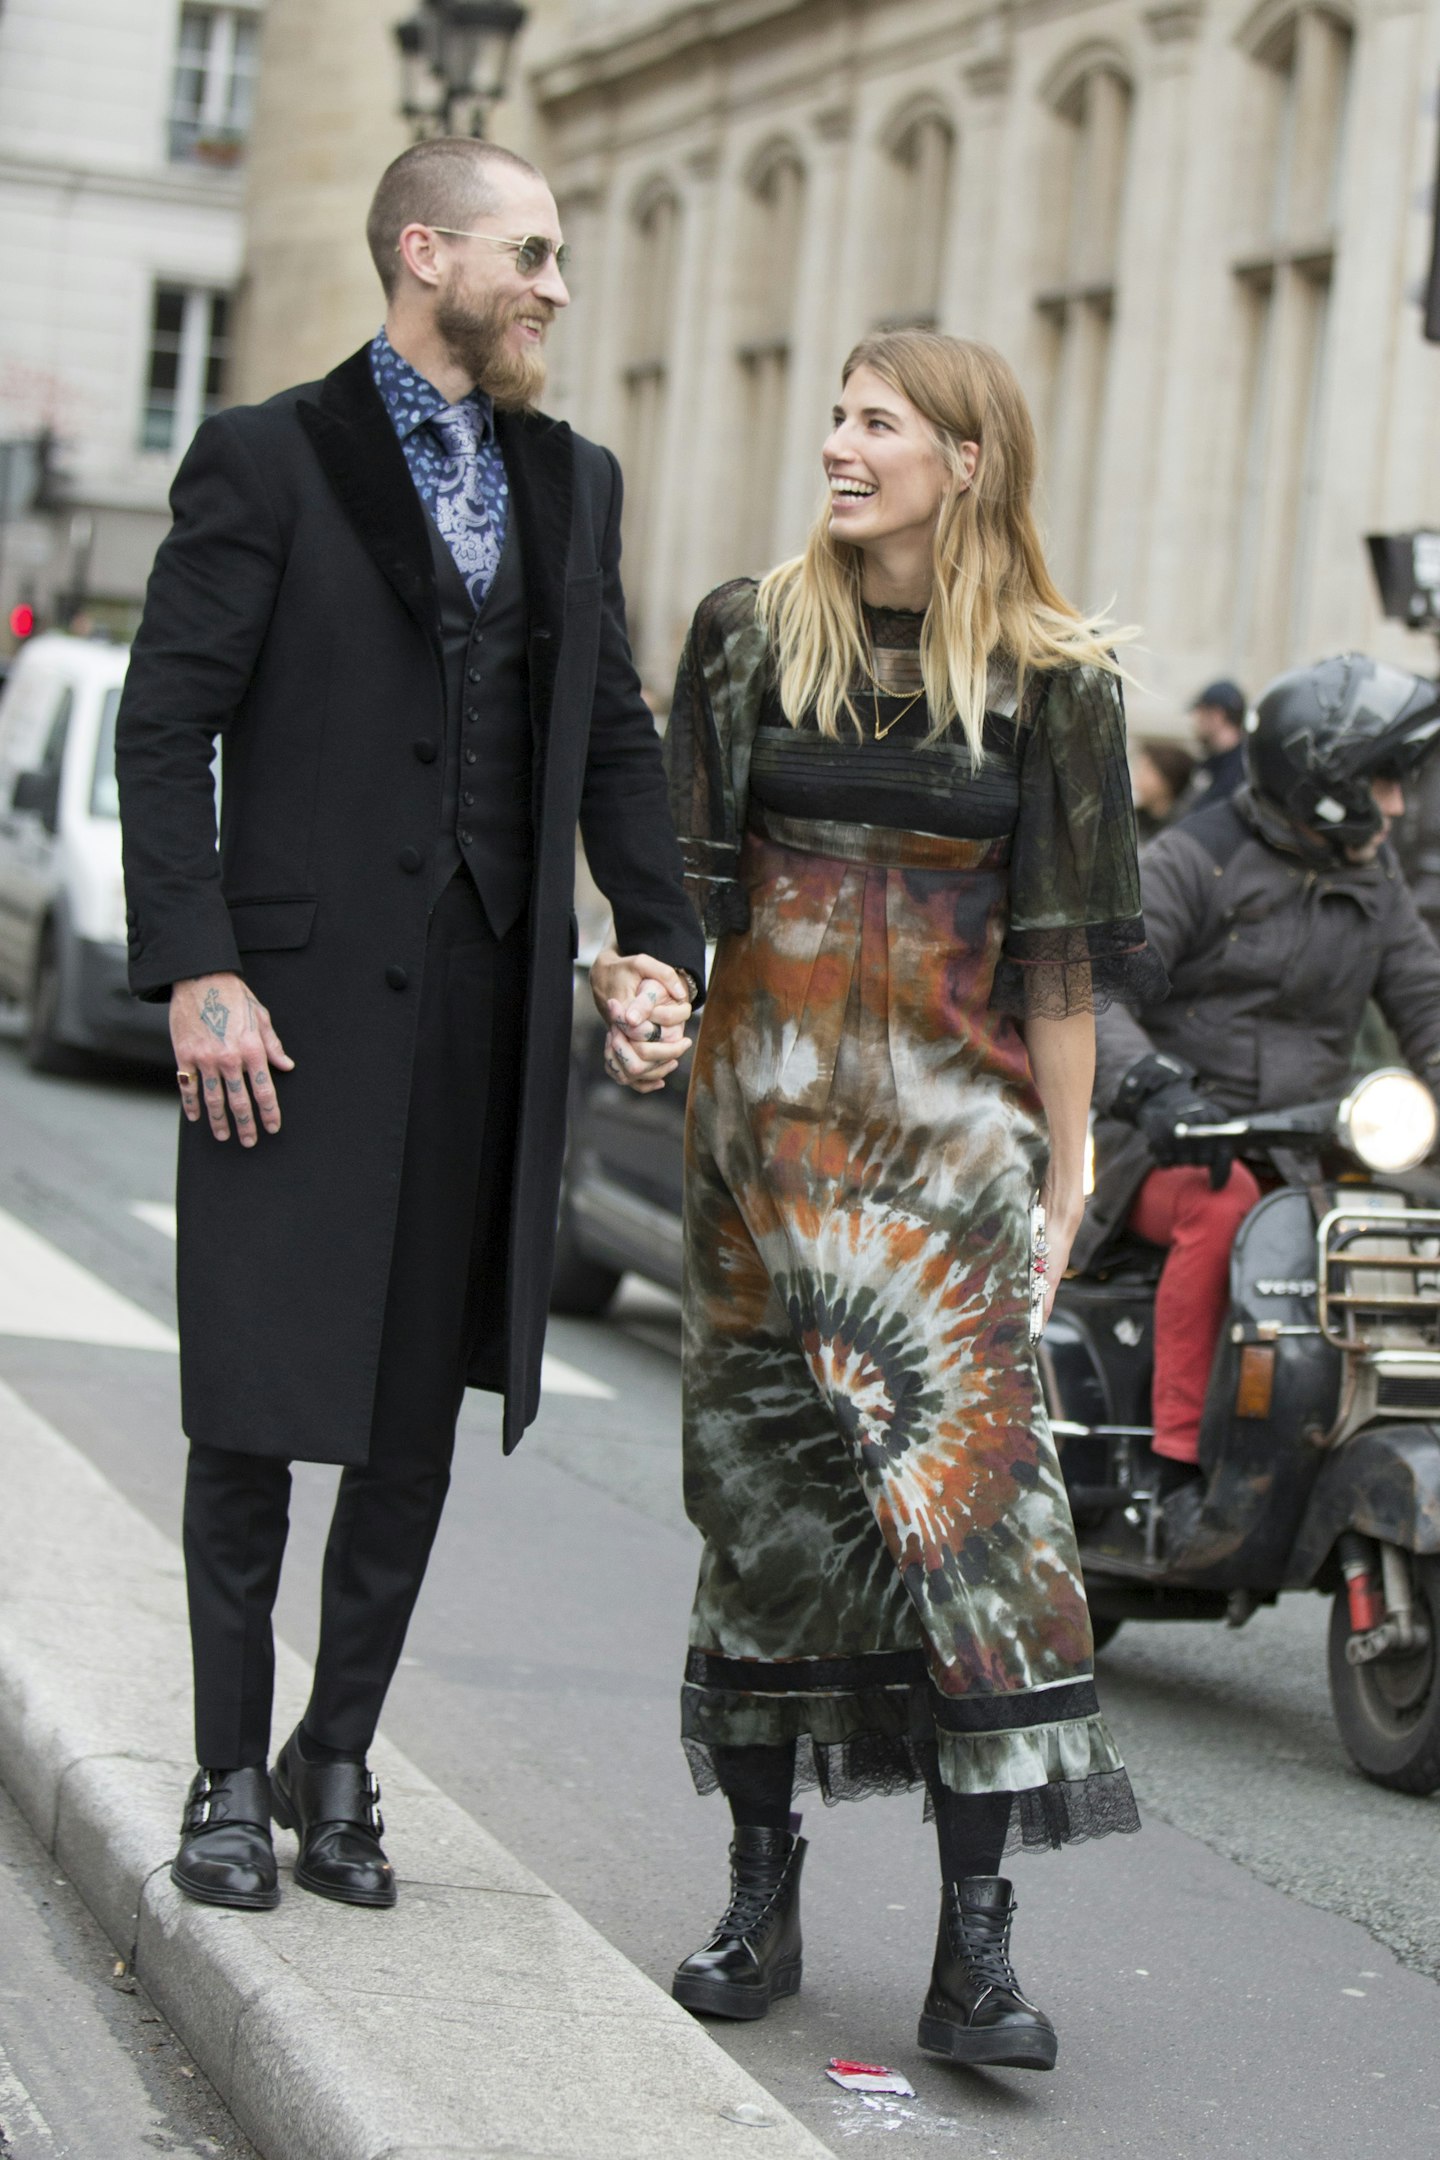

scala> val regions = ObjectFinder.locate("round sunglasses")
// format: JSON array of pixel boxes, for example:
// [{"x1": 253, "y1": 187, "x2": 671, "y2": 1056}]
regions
[{"x1": 425, "y1": 227, "x2": 570, "y2": 278}]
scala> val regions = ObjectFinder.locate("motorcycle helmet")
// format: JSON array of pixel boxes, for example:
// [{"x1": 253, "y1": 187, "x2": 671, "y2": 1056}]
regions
[{"x1": 1246, "y1": 653, "x2": 1440, "y2": 850}]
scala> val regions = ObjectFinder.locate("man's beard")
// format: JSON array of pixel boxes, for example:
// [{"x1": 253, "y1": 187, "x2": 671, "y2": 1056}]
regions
[{"x1": 435, "y1": 279, "x2": 549, "y2": 411}]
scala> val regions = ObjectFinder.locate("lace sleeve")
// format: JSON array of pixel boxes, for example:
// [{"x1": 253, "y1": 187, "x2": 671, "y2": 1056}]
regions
[{"x1": 995, "y1": 663, "x2": 1168, "y2": 1018}]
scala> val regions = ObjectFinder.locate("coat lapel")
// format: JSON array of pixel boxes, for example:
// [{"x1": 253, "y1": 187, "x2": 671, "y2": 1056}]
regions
[
  {"x1": 496, "y1": 407, "x2": 574, "y2": 736},
  {"x1": 297, "y1": 346, "x2": 438, "y2": 643}
]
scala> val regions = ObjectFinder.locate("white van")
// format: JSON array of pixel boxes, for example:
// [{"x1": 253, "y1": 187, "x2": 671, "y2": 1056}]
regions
[{"x1": 0, "y1": 634, "x2": 170, "y2": 1070}]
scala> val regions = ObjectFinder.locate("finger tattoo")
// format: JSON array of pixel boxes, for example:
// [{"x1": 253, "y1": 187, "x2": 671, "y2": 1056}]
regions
[{"x1": 204, "y1": 1075, "x2": 220, "y2": 1094}]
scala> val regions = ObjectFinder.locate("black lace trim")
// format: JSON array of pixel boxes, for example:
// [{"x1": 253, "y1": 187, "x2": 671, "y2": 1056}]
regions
[
  {"x1": 683, "y1": 1648, "x2": 1098, "y2": 1735},
  {"x1": 682, "y1": 1734, "x2": 1141, "y2": 1856},
  {"x1": 685, "y1": 1647, "x2": 928, "y2": 1693},
  {"x1": 931, "y1": 1679, "x2": 1100, "y2": 1733},
  {"x1": 991, "y1": 919, "x2": 1169, "y2": 1019}
]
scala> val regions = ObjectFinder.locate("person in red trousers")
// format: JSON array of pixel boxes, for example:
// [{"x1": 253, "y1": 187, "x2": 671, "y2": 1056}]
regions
[{"x1": 1074, "y1": 654, "x2": 1440, "y2": 1492}]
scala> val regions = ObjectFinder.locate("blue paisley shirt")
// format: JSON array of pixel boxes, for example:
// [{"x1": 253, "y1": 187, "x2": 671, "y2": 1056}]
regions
[{"x1": 369, "y1": 328, "x2": 509, "y2": 610}]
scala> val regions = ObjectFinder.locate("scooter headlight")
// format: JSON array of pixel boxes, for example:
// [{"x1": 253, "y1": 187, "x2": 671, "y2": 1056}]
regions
[{"x1": 1338, "y1": 1068, "x2": 1438, "y2": 1174}]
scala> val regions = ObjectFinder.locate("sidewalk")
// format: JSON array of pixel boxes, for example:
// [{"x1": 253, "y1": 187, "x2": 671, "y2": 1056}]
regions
[{"x1": 0, "y1": 1374, "x2": 832, "y2": 2160}]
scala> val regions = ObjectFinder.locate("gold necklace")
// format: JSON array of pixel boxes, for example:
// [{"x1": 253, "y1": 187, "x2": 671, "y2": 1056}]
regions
[{"x1": 858, "y1": 627, "x2": 927, "y2": 740}]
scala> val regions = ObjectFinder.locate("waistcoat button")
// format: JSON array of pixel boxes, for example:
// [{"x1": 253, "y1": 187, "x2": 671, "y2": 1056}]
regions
[
  {"x1": 464, "y1": 747, "x2": 477, "y2": 764},
  {"x1": 385, "y1": 964, "x2": 408, "y2": 991},
  {"x1": 412, "y1": 738, "x2": 437, "y2": 763},
  {"x1": 467, "y1": 666, "x2": 482, "y2": 683},
  {"x1": 460, "y1": 830, "x2": 474, "y2": 849},
  {"x1": 462, "y1": 790, "x2": 474, "y2": 807},
  {"x1": 398, "y1": 846, "x2": 422, "y2": 873}
]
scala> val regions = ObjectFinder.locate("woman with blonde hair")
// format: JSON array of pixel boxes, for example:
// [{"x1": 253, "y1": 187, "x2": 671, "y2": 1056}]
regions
[{"x1": 638, "y1": 330, "x2": 1161, "y2": 2069}]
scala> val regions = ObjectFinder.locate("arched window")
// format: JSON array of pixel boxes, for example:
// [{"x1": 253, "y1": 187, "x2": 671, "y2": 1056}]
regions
[
  {"x1": 619, "y1": 182, "x2": 682, "y2": 654},
  {"x1": 1230, "y1": 6, "x2": 1353, "y2": 674},
  {"x1": 732, "y1": 146, "x2": 806, "y2": 572},
  {"x1": 876, "y1": 107, "x2": 954, "y2": 327},
  {"x1": 1034, "y1": 61, "x2": 1134, "y2": 600}
]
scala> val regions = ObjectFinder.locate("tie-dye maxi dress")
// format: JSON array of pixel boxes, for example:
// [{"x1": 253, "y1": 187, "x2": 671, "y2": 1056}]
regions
[{"x1": 663, "y1": 582, "x2": 1166, "y2": 1854}]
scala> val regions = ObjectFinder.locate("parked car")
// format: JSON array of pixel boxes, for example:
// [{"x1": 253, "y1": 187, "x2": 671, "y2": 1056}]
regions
[
  {"x1": 0, "y1": 634, "x2": 170, "y2": 1071},
  {"x1": 552, "y1": 952, "x2": 693, "y2": 1312}
]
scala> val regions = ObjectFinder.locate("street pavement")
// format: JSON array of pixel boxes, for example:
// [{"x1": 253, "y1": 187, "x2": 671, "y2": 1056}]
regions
[
  {"x1": 0, "y1": 1778, "x2": 259, "y2": 2160},
  {"x1": 0, "y1": 1030, "x2": 1437, "y2": 2158}
]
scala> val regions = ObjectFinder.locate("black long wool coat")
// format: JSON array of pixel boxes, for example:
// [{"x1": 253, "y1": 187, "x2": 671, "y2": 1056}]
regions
[{"x1": 116, "y1": 346, "x2": 703, "y2": 1465}]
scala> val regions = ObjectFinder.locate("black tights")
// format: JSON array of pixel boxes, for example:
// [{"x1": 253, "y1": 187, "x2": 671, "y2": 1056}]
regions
[{"x1": 709, "y1": 1741, "x2": 1011, "y2": 1881}]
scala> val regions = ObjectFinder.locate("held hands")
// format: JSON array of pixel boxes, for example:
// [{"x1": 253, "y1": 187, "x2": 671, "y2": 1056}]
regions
[
  {"x1": 170, "y1": 972, "x2": 294, "y2": 1147},
  {"x1": 589, "y1": 946, "x2": 693, "y2": 1094}
]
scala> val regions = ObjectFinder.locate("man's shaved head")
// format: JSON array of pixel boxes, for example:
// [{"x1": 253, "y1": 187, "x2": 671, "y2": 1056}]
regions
[{"x1": 366, "y1": 138, "x2": 545, "y2": 297}]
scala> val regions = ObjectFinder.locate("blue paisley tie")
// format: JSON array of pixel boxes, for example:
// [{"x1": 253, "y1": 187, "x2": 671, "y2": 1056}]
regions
[{"x1": 429, "y1": 403, "x2": 505, "y2": 610}]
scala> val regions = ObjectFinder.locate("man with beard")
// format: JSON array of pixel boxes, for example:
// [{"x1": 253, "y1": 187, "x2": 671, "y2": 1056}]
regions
[{"x1": 116, "y1": 139, "x2": 705, "y2": 1913}]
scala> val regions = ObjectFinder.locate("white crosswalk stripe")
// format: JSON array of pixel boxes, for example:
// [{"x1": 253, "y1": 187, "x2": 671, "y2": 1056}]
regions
[
  {"x1": 0, "y1": 1208, "x2": 176, "y2": 1352},
  {"x1": 126, "y1": 1201, "x2": 614, "y2": 1398},
  {"x1": 0, "y1": 2038, "x2": 57, "y2": 2146}
]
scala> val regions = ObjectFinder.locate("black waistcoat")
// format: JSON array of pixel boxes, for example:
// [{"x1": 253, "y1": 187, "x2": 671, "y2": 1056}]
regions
[{"x1": 424, "y1": 508, "x2": 533, "y2": 932}]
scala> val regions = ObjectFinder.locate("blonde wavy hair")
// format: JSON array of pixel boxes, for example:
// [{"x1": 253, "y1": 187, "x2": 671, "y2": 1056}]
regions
[{"x1": 756, "y1": 330, "x2": 1128, "y2": 758}]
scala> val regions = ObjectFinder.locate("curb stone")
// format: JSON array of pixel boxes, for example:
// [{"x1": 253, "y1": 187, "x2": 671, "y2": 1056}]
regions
[{"x1": 0, "y1": 1376, "x2": 834, "y2": 2160}]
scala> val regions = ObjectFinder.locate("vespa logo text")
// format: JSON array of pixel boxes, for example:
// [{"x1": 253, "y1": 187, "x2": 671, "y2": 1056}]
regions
[{"x1": 1255, "y1": 1277, "x2": 1318, "y2": 1298}]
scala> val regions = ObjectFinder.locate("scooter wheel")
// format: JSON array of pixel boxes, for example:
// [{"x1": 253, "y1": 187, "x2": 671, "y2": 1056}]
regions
[{"x1": 1327, "y1": 1554, "x2": 1440, "y2": 1795}]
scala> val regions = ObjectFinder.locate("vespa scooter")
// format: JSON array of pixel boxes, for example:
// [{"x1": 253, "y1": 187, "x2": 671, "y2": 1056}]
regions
[{"x1": 1044, "y1": 1067, "x2": 1440, "y2": 1793}]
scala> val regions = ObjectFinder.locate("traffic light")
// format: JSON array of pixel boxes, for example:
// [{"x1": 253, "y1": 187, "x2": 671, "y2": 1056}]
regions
[{"x1": 8, "y1": 602, "x2": 35, "y2": 640}]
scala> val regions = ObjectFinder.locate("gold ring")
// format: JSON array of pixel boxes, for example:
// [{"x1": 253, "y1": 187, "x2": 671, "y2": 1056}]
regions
[{"x1": 175, "y1": 1069, "x2": 195, "y2": 1085}]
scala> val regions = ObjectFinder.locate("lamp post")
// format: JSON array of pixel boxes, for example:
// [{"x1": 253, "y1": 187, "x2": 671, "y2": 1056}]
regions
[{"x1": 391, "y1": 0, "x2": 528, "y2": 140}]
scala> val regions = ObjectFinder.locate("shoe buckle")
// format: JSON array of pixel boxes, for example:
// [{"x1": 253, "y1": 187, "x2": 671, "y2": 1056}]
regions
[{"x1": 365, "y1": 1771, "x2": 384, "y2": 1835}]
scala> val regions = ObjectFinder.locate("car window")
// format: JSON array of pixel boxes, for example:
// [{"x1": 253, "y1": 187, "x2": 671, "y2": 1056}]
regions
[
  {"x1": 0, "y1": 666, "x2": 67, "y2": 808},
  {"x1": 41, "y1": 688, "x2": 73, "y2": 772},
  {"x1": 91, "y1": 687, "x2": 121, "y2": 818}
]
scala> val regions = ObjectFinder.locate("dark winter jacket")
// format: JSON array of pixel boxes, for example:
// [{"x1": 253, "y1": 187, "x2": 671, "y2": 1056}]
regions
[{"x1": 1074, "y1": 788, "x2": 1440, "y2": 1270}]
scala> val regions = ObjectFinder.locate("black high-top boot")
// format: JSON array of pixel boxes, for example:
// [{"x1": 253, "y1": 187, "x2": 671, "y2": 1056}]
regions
[
  {"x1": 917, "y1": 1876, "x2": 1058, "y2": 2071},
  {"x1": 672, "y1": 1826, "x2": 806, "y2": 2020},
  {"x1": 172, "y1": 1768, "x2": 280, "y2": 1911}
]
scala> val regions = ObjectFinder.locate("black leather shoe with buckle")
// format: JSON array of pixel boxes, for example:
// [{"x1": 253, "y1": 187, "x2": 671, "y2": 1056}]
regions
[
  {"x1": 917, "y1": 1876, "x2": 1058, "y2": 2071},
  {"x1": 672, "y1": 1825, "x2": 806, "y2": 2020},
  {"x1": 270, "y1": 1728, "x2": 397, "y2": 1908},
  {"x1": 171, "y1": 1767, "x2": 280, "y2": 1911}
]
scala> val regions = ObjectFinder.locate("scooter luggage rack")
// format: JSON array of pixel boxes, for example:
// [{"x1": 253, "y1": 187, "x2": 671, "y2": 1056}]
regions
[{"x1": 1316, "y1": 1204, "x2": 1440, "y2": 1355}]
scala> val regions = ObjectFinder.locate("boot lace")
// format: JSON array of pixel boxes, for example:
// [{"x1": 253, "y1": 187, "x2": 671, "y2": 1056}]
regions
[
  {"x1": 715, "y1": 1849, "x2": 789, "y2": 1937},
  {"x1": 949, "y1": 1897, "x2": 1020, "y2": 1993}
]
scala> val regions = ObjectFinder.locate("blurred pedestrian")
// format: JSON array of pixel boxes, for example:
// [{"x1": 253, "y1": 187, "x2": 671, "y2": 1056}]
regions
[
  {"x1": 1177, "y1": 677, "x2": 1247, "y2": 815},
  {"x1": 1132, "y1": 739, "x2": 1195, "y2": 842},
  {"x1": 116, "y1": 138, "x2": 702, "y2": 1918},
  {"x1": 659, "y1": 330, "x2": 1162, "y2": 2070}
]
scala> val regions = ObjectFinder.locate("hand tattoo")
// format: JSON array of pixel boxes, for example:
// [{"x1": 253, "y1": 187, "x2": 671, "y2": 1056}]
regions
[
  {"x1": 200, "y1": 987, "x2": 229, "y2": 1043},
  {"x1": 203, "y1": 1075, "x2": 220, "y2": 1094}
]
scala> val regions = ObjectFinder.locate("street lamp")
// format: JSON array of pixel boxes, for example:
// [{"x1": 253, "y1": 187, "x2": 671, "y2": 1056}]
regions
[{"x1": 391, "y1": 0, "x2": 528, "y2": 140}]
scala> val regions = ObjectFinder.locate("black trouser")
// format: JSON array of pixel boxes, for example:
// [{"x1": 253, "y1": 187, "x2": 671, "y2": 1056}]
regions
[{"x1": 182, "y1": 873, "x2": 527, "y2": 1769}]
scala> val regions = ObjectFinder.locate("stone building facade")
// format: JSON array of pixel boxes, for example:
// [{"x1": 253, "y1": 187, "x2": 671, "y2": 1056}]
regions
[
  {"x1": 529, "y1": 0, "x2": 1440, "y2": 722},
  {"x1": 0, "y1": 0, "x2": 259, "y2": 635}
]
